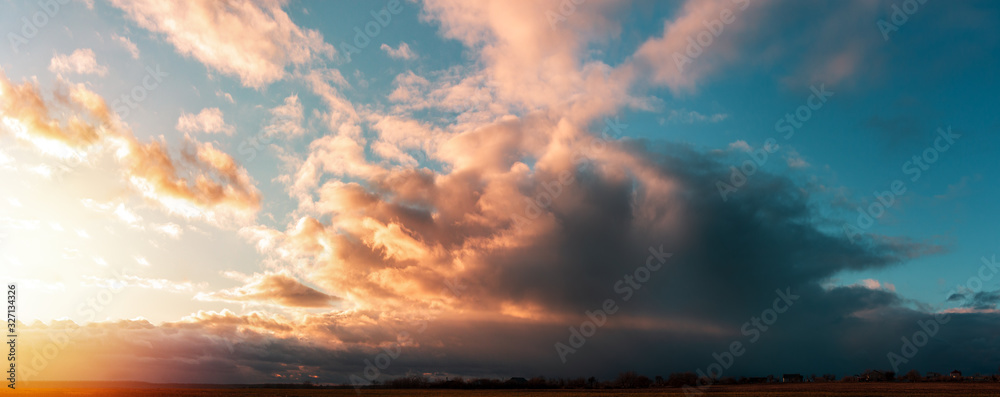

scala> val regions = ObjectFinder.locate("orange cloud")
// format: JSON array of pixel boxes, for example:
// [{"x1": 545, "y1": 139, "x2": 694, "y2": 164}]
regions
[
  {"x1": 0, "y1": 70, "x2": 260, "y2": 221},
  {"x1": 197, "y1": 271, "x2": 340, "y2": 308},
  {"x1": 176, "y1": 107, "x2": 235, "y2": 135},
  {"x1": 49, "y1": 48, "x2": 108, "y2": 76},
  {"x1": 0, "y1": 70, "x2": 104, "y2": 150},
  {"x1": 110, "y1": 0, "x2": 335, "y2": 88}
]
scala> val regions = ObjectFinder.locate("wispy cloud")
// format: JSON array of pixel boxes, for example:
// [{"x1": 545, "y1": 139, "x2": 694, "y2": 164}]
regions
[
  {"x1": 380, "y1": 42, "x2": 417, "y2": 60},
  {"x1": 177, "y1": 108, "x2": 236, "y2": 135},
  {"x1": 112, "y1": 34, "x2": 140, "y2": 59},
  {"x1": 109, "y1": 0, "x2": 334, "y2": 87},
  {"x1": 49, "y1": 49, "x2": 108, "y2": 76}
]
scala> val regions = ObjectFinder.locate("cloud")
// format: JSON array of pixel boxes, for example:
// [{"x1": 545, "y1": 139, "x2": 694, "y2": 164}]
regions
[
  {"x1": 0, "y1": 70, "x2": 106, "y2": 154},
  {"x1": 263, "y1": 95, "x2": 305, "y2": 136},
  {"x1": 49, "y1": 49, "x2": 108, "y2": 76},
  {"x1": 728, "y1": 140, "x2": 751, "y2": 152},
  {"x1": 259, "y1": 0, "x2": 946, "y2": 331},
  {"x1": 252, "y1": 127, "x2": 941, "y2": 328},
  {"x1": 196, "y1": 271, "x2": 339, "y2": 308},
  {"x1": 368, "y1": 114, "x2": 442, "y2": 166},
  {"x1": 176, "y1": 108, "x2": 235, "y2": 135},
  {"x1": 633, "y1": 0, "x2": 755, "y2": 92},
  {"x1": 854, "y1": 278, "x2": 896, "y2": 292},
  {"x1": 386, "y1": 70, "x2": 431, "y2": 104},
  {"x1": 113, "y1": 203, "x2": 142, "y2": 226},
  {"x1": 948, "y1": 288, "x2": 1000, "y2": 311},
  {"x1": 665, "y1": 109, "x2": 729, "y2": 124},
  {"x1": 968, "y1": 291, "x2": 1000, "y2": 310},
  {"x1": 380, "y1": 42, "x2": 417, "y2": 60},
  {"x1": 110, "y1": 0, "x2": 335, "y2": 88},
  {"x1": 0, "y1": 70, "x2": 261, "y2": 222},
  {"x1": 18, "y1": 292, "x2": 1000, "y2": 384},
  {"x1": 222, "y1": 5, "x2": 971, "y2": 370},
  {"x1": 111, "y1": 34, "x2": 140, "y2": 59},
  {"x1": 420, "y1": 0, "x2": 643, "y2": 122},
  {"x1": 630, "y1": 0, "x2": 915, "y2": 91},
  {"x1": 934, "y1": 175, "x2": 975, "y2": 202},
  {"x1": 785, "y1": 148, "x2": 810, "y2": 168},
  {"x1": 216, "y1": 89, "x2": 235, "y2": 104},
  {"x1": 12, "y1": 1, "x2": 996, "y2": 385},
  {"x1": 120, "y1": 138, "x2": 261, "y2": 218},
  {"x1": 154, "y1": 222, "x2": 183, "y2": 239}
]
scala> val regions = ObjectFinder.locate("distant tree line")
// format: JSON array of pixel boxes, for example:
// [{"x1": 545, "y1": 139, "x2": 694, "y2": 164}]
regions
[
  {"x1": 333, "y1": 368, "x2": 1000, "y2": 390},
  {"x1": 242, "y1": 367, "x2": 1000, "y2": 390}
]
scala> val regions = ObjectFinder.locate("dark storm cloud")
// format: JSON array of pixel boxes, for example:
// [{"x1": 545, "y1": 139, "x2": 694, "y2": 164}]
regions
[
  {"x1": 961, "y1": 290, "x2": 1000, "y2": 310},
  {"x1": 466, "y1": 139, "x2": 934, "y2": 321}
]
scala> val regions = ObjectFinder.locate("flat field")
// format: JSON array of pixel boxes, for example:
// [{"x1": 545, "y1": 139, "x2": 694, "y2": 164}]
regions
[{"x1": 9, "y1": 383, "x2": 1000, "y2": 397}]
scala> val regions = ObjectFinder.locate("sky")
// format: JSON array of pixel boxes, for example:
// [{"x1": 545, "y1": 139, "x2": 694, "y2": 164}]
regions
[{"x1": 1, "y1": 0, "x2": 1000, "y2": 385}]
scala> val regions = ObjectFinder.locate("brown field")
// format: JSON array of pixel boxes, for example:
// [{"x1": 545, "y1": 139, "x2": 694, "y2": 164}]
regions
[{"x1": 9, "y1": 383, "x2": 1000, "y2": 397}]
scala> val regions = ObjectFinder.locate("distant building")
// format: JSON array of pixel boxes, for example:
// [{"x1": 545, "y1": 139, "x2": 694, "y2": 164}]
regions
[
  {"x1": 859, "y1": 370, "x2": 886, "y2": 382},
  {"x1": 506, "y1": 377, "x2": 528, "y2": 386},
  {"x1": 782, "y1": 374, "x2": 804, "y2": 383},
  {"x1": 950, "y1": 370, "x2": 962, "y2": 379}
]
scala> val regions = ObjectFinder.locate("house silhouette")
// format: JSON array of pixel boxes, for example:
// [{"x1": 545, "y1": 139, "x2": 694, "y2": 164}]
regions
[{"x1": 782, "y1": 373, "x2": 804, "y2": 383}]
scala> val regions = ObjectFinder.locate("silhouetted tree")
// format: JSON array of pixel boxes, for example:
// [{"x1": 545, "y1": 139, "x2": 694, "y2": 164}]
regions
[
  {"x1": 905, "y1": 369, "x2": 922, "y2": 382},
  {"x1": 613, "y1": 371, "x2": 651, "y2": 388},
  {"x1": 666, "y1": 372, "x2": 698, "y2": 387},
  {"x1": 388, "y1": 375, "x2": 429, "y2": 388},
  {"x1": 860, "y1": 369, "x2": 887, "y2": 382},
  {"x1": 568, "y1": 377, "x2": 579, "y2": 387},
  {"x1": 527, "y1": 376, "x2": 547, "y2": 388}
]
